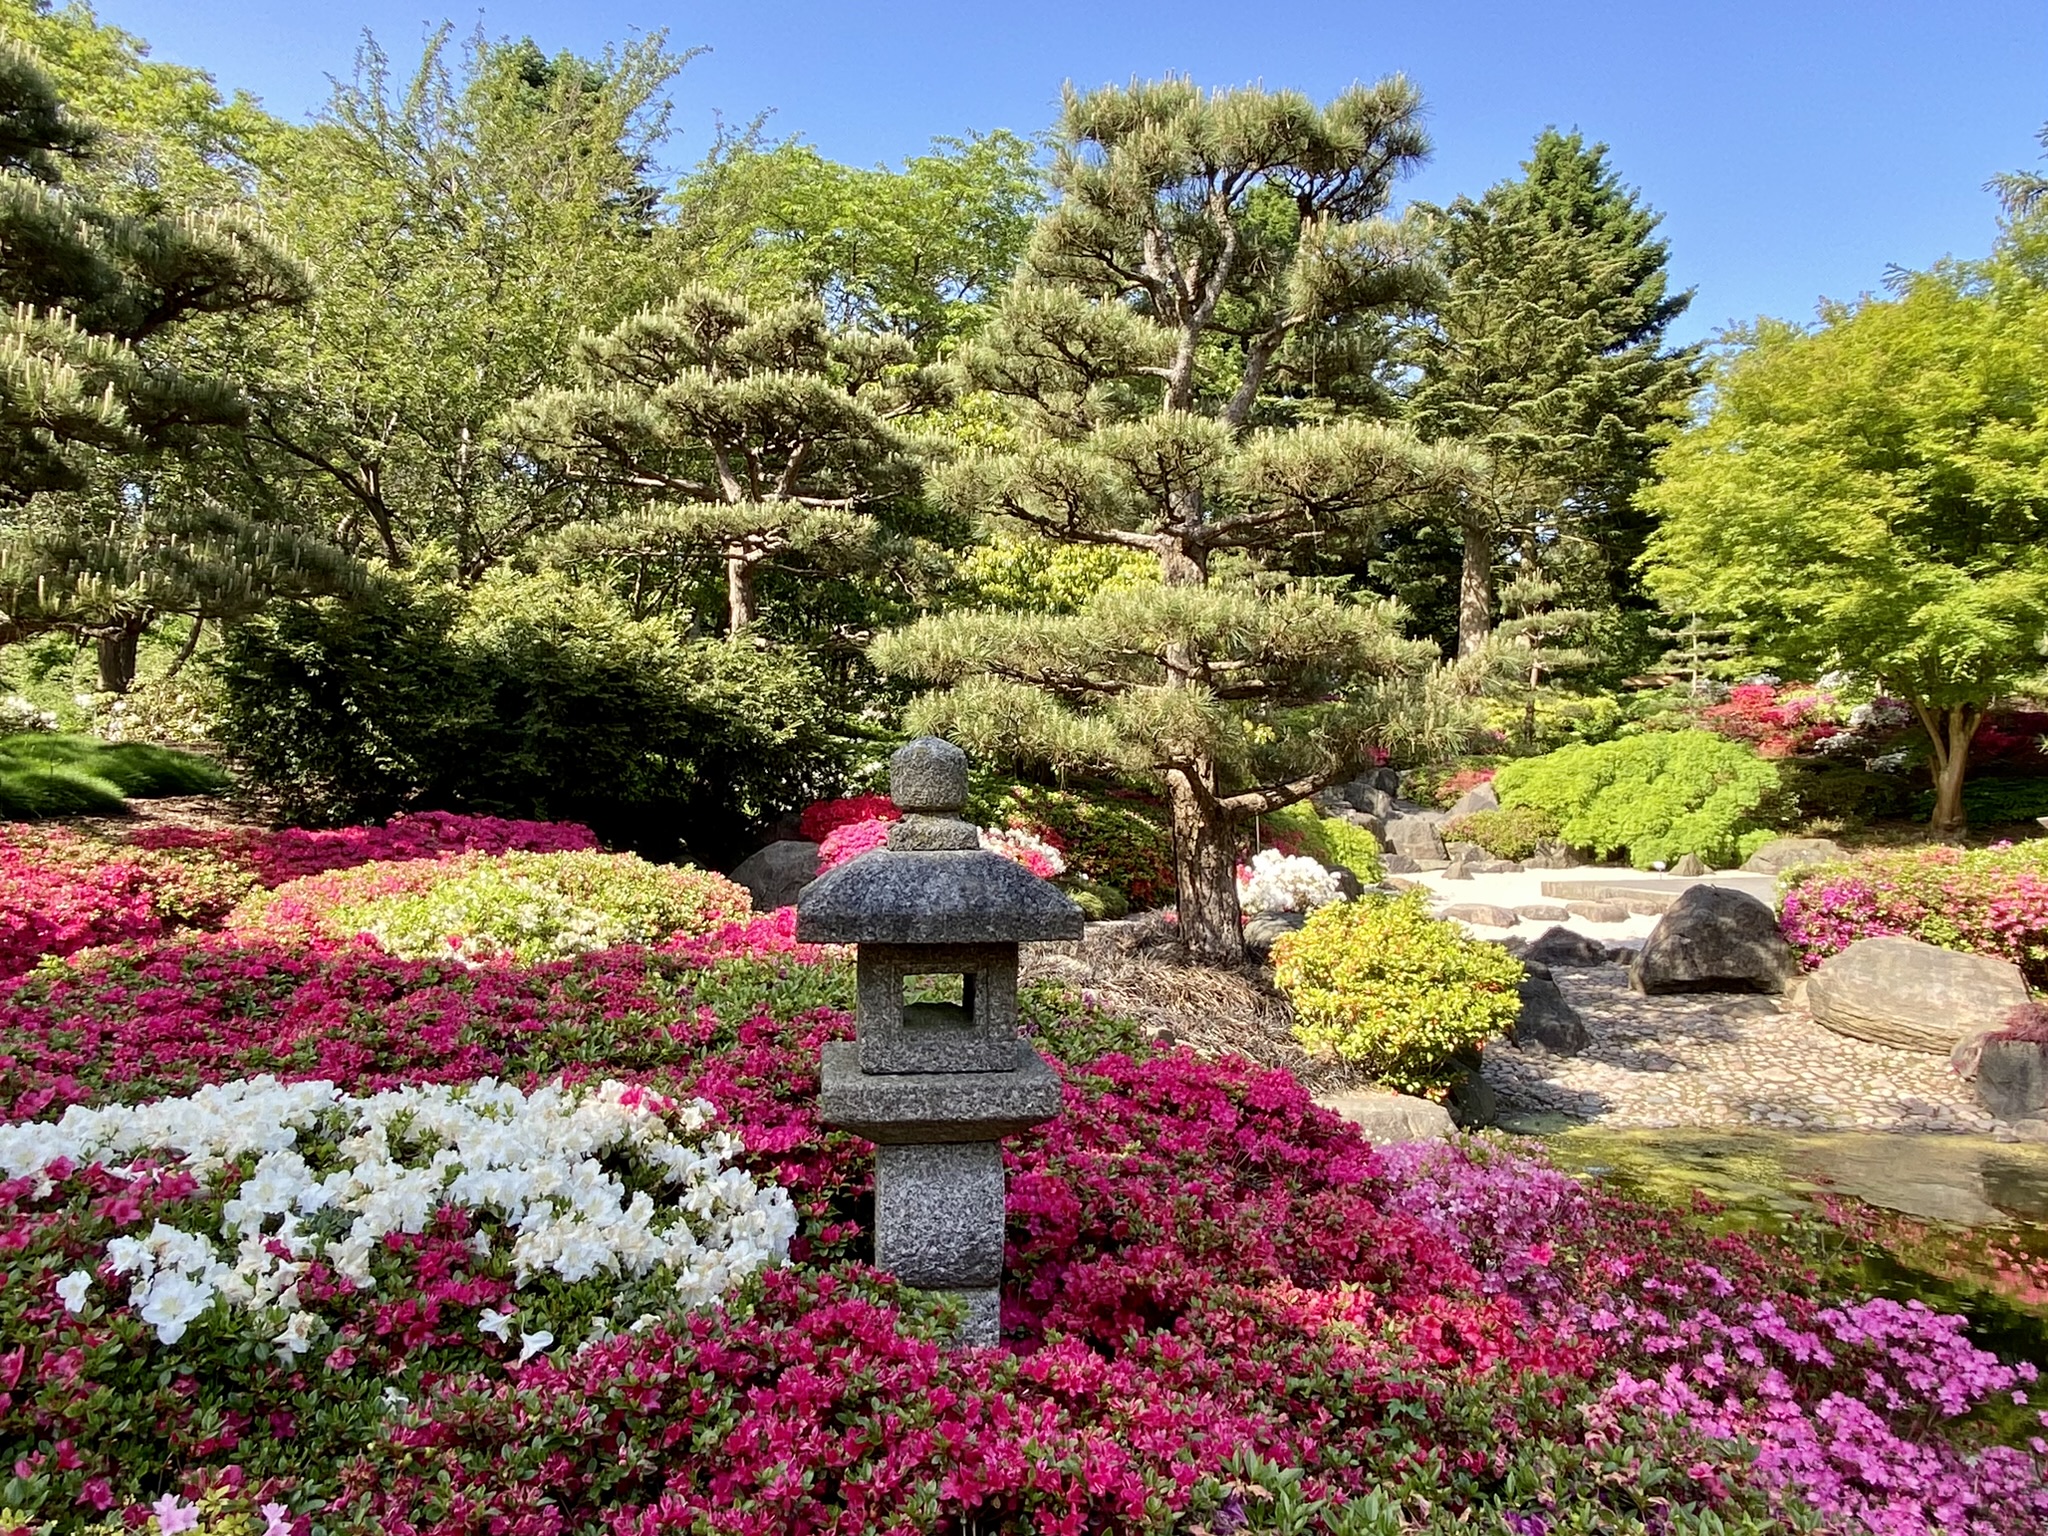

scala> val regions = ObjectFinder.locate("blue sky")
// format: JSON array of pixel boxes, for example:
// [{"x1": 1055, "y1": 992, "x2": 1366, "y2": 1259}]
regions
[{"x1": 96, "y1": 0, "x2": 2047, "y2": 347}]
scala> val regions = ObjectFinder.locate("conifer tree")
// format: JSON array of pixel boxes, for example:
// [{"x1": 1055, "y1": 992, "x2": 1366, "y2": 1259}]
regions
[
  {"x1": 1408, "y1": 131, "x2": 1700, "y2": 655},
  {"x1": 873, "y1": 78, "x2": 1482, "y2": 963},
  {"x1": 1492, "y1": 571, "x2": 1597, "y2": 749},
  {"x1": 509, "y1": 284, "x2": 942, "y2": 638},
  {"x1": 0, "y1": 37, "x2": 341, "y2": 689}
]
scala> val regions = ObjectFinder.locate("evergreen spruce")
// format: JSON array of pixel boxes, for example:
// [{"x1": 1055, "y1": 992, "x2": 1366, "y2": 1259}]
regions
[
  {"x1": 509, "y1": 284, "x2": 943, "y2": 638},
  {"x1": 1408, "y1": 131, "x2": 1701, "y2": 656},
  {"x1": 873, "y1": 78, "x2": 1482, "y2": 963}
]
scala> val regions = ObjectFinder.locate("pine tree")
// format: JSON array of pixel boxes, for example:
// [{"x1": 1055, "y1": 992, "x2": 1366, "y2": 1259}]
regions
[
  {"x1": 1408, "y1": 131, "x2": 1701, "y2": 656},
  {"x1": 1492, "y1": 571, "x2": 1597, "y2": 749},
  {"x1": 1651, "y1": 613, "x2": 1743, "y2": 694},
  {"x1": 510, "y1": 284, "x2": 943, "y2": 638},
  {"x1": 0, "y1": 37, "x2": 344, "y2": 690},
  {"x1": 872, "y1": 78, "x2": 1482, "y2": 964}
]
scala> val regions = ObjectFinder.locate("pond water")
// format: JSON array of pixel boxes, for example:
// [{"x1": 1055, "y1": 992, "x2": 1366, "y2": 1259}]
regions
[{"x1": 1537, "y1": 1126, "x2": 2048, "y2": 1369}]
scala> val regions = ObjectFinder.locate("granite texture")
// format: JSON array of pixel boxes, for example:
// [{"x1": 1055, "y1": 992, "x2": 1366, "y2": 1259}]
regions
[
  {"x1": 1808, "y1": 936, "x2": 2030, "y2": 1052},
  {"x1": 817, "y1": 1041, "x2": 1064, "y2": 1143},
  {"x1": 796, "y1": 849, "x2": 1085, "y2": 945},
  {"x1": 1629, "y1": 885, "x2": 1797, "y2": 996},
  {"x1": 855, "y1": 944, "x2": 1020, "y2": 1074},
  {"x1": 889, "y1": 737, "x2": 970, "y2": 813},
  {"x1": 875, "y1": 1141, "x2": 1005, "y2": 1289},
  {"x1": 888, "y1": 813, "x2": 980, "y2": 852}
]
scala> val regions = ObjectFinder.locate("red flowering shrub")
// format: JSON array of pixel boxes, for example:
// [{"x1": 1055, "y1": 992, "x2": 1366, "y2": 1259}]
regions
[
  {"x1": 127, "y1": 811, "x2": 598, "y2": 888},
  {"x1": 1697, "y1": 683, "x2": 1845, "y2": 758},
  {"x1": 1780, "y1": 841, "x2": 2048, "y2": 984},
  {"x1": 992, "y1": 784, "x2": 1176, "y2": 907},
  {"x1": 0, "y1": 831, "x2": 255, "y2": 979},
  {"x1": 797, "y1": 795, "x2": 899, "y2": 844},
  {"x1": 816, "y1": 815, "x2": 894, "y2": 872}
]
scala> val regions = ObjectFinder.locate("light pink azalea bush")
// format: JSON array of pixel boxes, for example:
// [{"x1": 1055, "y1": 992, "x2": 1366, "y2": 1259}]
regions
[{"x1": 1779, "y1": 841, "x2": 2048, "y2": 985}]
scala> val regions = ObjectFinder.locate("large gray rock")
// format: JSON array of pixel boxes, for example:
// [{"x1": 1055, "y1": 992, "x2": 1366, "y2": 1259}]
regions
[
  {"x1": 1672, "y1": 852, "x2": 1709, "y2": 877},
  {"x1": 1445, "y1": 841, "x2": 1488, "y2": 863},
  {"x1": 1384, "y1": 811, "x2": 1447, "y2": 862},
  {"x1": 1808, "y1": 937, "x2": 2031, "y2": 1052},
  {"x1": 1976, "y1": 1036, "x2": 2048, "y2": 1121},
  {"x1": 1447, "y1": 782, "x2": 1500, "y2": 819},
  {"x1": 1522, "y1": 925, "x2": 1612, "y2": 967},
  {"x1": 1741, "y1": 837, "x2": 1849, "y2": 875},
  {"x1": 730, "y1": 839, "x2": 820, "y2": 911},
  {"x1": 1316, "y1": 1089, "x2": 1453, "y2": 1142},
  {"x1": 1513, "y1": 974, "x2": 1589, "y2": 1053},
  {"x1": 1337, "y1": 811, "x2": 1389, "y2": 847},
  {"x1": 1566, "y1": 899, "x2": 1631, "y2": 924},
  {"x1": 1340, "y1": 780, "x2": 1397, "y2": 819},
  {"x1": 1515, "y1": 903, "x2": 1572, "y2": 924},
  {"x1": 1630, "y1": 885, "x2": 1798, "y2": 995},
  {"x1": 1243, "y1": 910, "x2": 1308, "y2": 955}
]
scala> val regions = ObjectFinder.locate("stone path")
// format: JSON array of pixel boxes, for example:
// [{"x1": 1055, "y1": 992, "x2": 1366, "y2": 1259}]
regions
[{"x1": 1486, "y1": 965, "x2": 2019, "y2": 1138}]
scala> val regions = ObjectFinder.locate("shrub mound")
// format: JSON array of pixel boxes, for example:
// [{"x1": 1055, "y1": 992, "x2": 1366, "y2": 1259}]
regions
[
  {"x1": 1441, "y1": 803, "x2": 1561, "y2": 861},
  {"x1": 1271, "y1": 894, "x2": 1525, "y2": 1095},
  {"x1": 130, "y1": 810, "x2": 598, "y2": 888},
  {"x1": 1493, "y1": 731, "x2": 1785, "y2": 869},
  {"x1": 0, "y1": 837, "x2": 2041, "y2": 1533},
  {"x1": 232, "y1": 850, "x2": 751, "y2": 962},
  {"x1": 1779, "y1": 840, "x2": 2048, "y2": 985},
  {"x1": 0, "y1": 733, "x2": 228, "y2": 817},
  {"x1": 0, "y1": 829, "x2": 256, "y2": 979},
  {"x1": 989, "y1": 783, "x2": 1176, "y2": 908}
]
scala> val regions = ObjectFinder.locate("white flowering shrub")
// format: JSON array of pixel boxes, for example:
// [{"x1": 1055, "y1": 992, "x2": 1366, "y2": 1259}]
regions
[
  {"x1": 0, "y1": 694, "x2": 57, "y2": 732},
  {"x1": 1236, "y1": 849, "x2": 1345, "y2": 915},
  {"x1": 1, "y1": 1075, "x2": 796, "y2": 1350},
  {"x1": 979, "y1": 824, "x2": 1066, "y2": 878}
]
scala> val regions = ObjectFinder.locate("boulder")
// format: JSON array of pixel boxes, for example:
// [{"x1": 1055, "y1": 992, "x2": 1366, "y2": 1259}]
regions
[
  {"x1": 1341, "y1": 781, "x2": 1397, "y2": 819},
  {"x1": 1807, "y1": 937, "x2": 2031, "y2": 1052},
  {"x1": 1514, "y1": 903, "x2": 1572, "y2": 924},
  {"x1": 1383, "y1": 811, "x2": 1447, "y2": 862},
  {"x1": 1326, "y1": 865, "x2": 1364, "y2": 901},
  {"x1": 1565, "y1": 899, "x2": 1631, "y2": 924},
  {"x1": 1338, "y1": 811, "x2": 1389, "y2": 847},
  {"x1": 1447, "y1": 782, "x2": 1500, "y2": 819},
  {"x1": 1672, "y1": 852, "x2": 1709, "y2": 877},
  {"x1": 1513, "y1": 974, "x2": 1589, "y2": 1054},
  {"x1": 1522, "y1": 925, "x2": 1611, "y2": 967},
  {"x1": 1365, "y1": 766, "x2": 1403, "y2": 796},
  {"x1": 1381, "y1": 854, "x2": 1420, "y2": 875},
  {"x1": 1442, "y1": 860, "x2": 1474, "y2": 881},
  {"x1": 1629, "y1": 885, "x2": 1798, "y2": 995},
  {"x1": 1440, "y1": 903, "x2": 1520, "y2": 929},
  {"x1": 1975, "y1": 1037, "x2": 2048, "y2": 1121},
  {"x1": 1445, "y1": 840, "x2": 1488, "y2": 863},
  {"x1": 1741, "y1": 837, "x2": 1850, "y2": 875},
  {"x1": 729, "y1": 839, "x2": 821, "y2": 911},
  {"x1": 1243, "y1": 910, "x2": 1309, "y2": 956},
  {"x1": 1447, "y1": 1070, "x2": 1496, "y2": 1128},
  {"x1": 1315, "y1": 1089, "x2": 1453, "y2": 1143},
  {"x1": 1471, "y1": 859, "x2": 1522, "y2": 875}
]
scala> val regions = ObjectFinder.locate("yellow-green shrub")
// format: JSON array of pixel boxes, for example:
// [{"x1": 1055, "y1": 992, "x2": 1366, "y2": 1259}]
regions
[
  {"x1": 1263, "y1": 804, "x2": 1385, "y2": 885},
  {"x1": 1441, "y1": 804, "x2": 1561, "y2": 861},
  {"x1": 1272, "y1": 894, "x2": 1524, "y2": 1097}
]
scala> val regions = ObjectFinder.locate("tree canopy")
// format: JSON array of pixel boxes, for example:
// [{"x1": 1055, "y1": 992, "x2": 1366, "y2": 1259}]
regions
[{"x1": 1641, "y1": 228, "x2": 2048, "y2": 837}]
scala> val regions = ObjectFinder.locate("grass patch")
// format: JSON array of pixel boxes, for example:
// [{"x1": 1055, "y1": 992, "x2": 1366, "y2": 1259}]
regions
[{"x1": 0, "y1": 733, "x2": 228, "y2": 818}]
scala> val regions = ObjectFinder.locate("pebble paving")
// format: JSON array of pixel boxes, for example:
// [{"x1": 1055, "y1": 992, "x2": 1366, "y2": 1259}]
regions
[{"x1": 1484, "y1": 964, "x2": 2032, "y2": 1139}]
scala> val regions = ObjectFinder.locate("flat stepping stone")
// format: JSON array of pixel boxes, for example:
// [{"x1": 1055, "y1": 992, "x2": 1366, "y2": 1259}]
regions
[
  {"x1": 1516, "y1": 903, "x2": 1571, "y2": 922},
  {"x1": 1439, "y1": 903, "x2": 1519, "y2": 928},
  {"x1": 1565, "y1": 900, "x2": 1630, "y2": 923}
]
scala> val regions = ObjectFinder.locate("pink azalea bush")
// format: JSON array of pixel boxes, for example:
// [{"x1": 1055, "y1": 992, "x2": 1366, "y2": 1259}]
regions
[
  {"x1": 0, "y1": 834, "x2": 2041, "y2": 1530},
  {"x1": 815, "y1": 815, "x2": 894, "y2": 872},
  {"x1": 1699, "y1": 683, "x2": 1845, "y2": 757},
  {"x1": 128, "y1": 811, "x2": 598, "y2": 888},
  {"x1": 0, "y1": 830, "x2": 255, "y2": 980},
  {"x1": 1779, "y1": 841, "x2": 2048, "y2": 985}
]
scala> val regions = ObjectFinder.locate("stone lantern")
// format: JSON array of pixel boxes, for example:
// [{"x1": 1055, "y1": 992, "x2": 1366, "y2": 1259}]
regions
[{"x1": 796, "y1": 737, "x2": 1082, "y2": 1346}]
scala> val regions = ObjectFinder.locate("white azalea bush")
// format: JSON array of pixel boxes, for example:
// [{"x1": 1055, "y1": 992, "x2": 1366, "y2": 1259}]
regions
[
  {"x1": 1236, "y1": 849, "x2": 1346, "y2": 916},
  {"x1": 3, "y1": 1075, "x2": 795, "y2": 1354}
]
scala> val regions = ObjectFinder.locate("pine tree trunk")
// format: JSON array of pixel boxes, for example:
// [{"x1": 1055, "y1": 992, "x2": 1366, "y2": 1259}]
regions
[
  {"x1": 95, "y1": 618, "x2": 144, "y2": 695},
  {"x1": 1457, "y1": 520, "x2": 1493, "y2": 657},
  {"x1": 1167, "y1": 768, "x2": 1245, "y2": 965},
  {"x1": 1919, "y1": 701, "x2": 1981, "y2": 842},
  {"x1": 725, "y1": 552, "x2": 756, "y2": 639}
]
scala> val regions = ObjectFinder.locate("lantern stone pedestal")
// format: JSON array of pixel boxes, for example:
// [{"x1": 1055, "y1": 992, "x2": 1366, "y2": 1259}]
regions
[{"x1": 798, "y1": 738, "x2": 1081, "y2": 1346}]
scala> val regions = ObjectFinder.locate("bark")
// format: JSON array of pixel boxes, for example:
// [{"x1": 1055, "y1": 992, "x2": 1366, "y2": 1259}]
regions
[
  {"x1": 1167, "y1": 767, "x2": 1245, "y2": 965},
  {"x1": 1915, "y1": 700, "x2": 1983, "y2": 842},
  {"x1": 95, "y1": 615, "x2": 145, "y2": 695},
  {"x1": 1457, "y1": 518, "x2": 1494, "y2": 657},
  {"x1": 163, "y1": 614, "x2": 204, "y2": 681},
  {"x1": 724, "y1": 552, "x2": 757, "y2": 639}
]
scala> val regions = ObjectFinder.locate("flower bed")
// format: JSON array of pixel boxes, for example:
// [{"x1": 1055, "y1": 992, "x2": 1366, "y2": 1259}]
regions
[
  {"x1": 128, "y1": 811, "x2": 599, "y2": 888},
  {"x1": 1780, "y1": 841, "x2": 2048, "y2": 985},
  {"x1": 0, "y1": 836, "x2": 2041, "y2": 1532},
  {"x1": 0, "y1": 830, "x2": 255, "y2": 980},
  {"x1": 229, "y1": 850, "x2": 751, "y2": 963}
]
